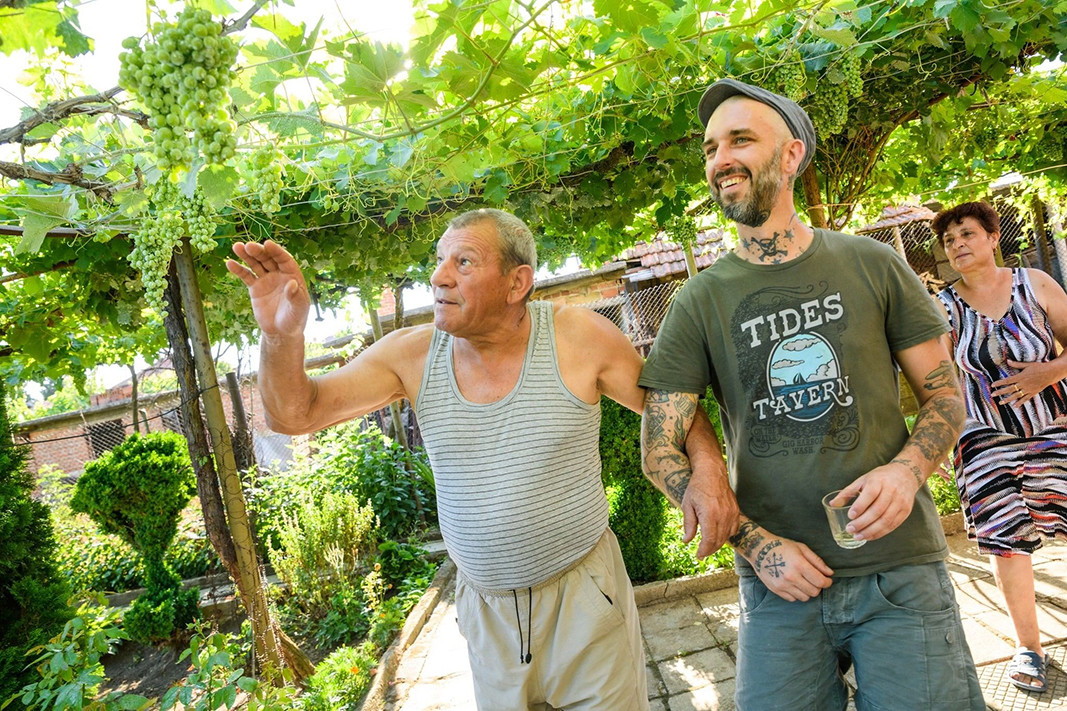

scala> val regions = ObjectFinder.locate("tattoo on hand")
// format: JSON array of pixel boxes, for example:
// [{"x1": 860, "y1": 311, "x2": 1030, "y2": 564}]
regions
[
  {"x1": 764, "y1": 551, "x2": 786, "y2": 578},
  {"x1": 753, "y1": 539, "x2": 783, "y2": 576},
  {"x1": 891, "y1": 458, "x2": 925, "y2": 487}
]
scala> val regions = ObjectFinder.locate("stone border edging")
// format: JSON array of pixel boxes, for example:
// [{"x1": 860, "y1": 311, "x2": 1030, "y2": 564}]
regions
[{"x1": 361, "y1": 557, "x2": 457, "y2": 711}]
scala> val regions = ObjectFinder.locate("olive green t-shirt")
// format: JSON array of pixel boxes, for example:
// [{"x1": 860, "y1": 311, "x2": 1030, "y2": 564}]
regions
[{"x1": 639, "y1": 229, "x2": 950, "y2": 577}]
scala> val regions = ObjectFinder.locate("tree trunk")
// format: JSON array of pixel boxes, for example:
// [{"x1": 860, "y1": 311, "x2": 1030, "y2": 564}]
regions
[
  {"x1": 370, "y1": 296, "x2": 426, "y2": 522},
  {"x1": 369, "y1": 305, "x2": 409, "y2": 451},
  {"x1": 129, "y1": 364, "x2": 139, "y2": 434},
  {"x1": 163, "y1": 261, "x2": 240, "y2": 582},
  {"x1": 1033, "y1": 196, "x2": 1053, "y2": 277},
  {"x1": 225, "y1": 371, "x2": 256, "y2": 473},
  {"x1": 801, "y1": 162, "x2": 828, "y2": 229},
  {"x1": 172, "y1": 241, "x2": 309, "y2": 683}
]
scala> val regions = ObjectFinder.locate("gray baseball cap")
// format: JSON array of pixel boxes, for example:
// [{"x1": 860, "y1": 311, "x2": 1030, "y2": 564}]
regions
[{"x1": 697, "y1": 78, "x2": 816, "y2": 173}]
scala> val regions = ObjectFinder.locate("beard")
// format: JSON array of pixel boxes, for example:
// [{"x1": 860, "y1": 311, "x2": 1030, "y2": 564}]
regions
[{"x1": 710, "y1": 145, "x2": 784, "y2": 228}]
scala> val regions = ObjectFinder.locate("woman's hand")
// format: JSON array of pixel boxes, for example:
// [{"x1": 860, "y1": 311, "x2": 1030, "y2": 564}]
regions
[{"x1": 993, "y1": 359, "x2": 1066, "y2": 405}]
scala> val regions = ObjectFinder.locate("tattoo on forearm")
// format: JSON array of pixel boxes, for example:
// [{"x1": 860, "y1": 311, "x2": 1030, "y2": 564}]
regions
[
  {"x1": 729, "y1": 520, "x2": 763, "y2": 556},
  {"x1": 901, "y1": 361, "x2": 964, "y2": 473},
  {"x1": 642, "y1": 390, "x2": 699, "y2": 504},
  {"x1": 921, "y1": 360, "x2": 958, "y2": 393},
  {"x1": 753, "y1": 540, "x2": 784, "y2": 577},
  {"x1": 664, "y1": 471, "x2": 691, "y2": 504},
  {"x1": 891, "y1": 458, "x2": 925, "y2": 487},
  {"x1": 909, "y1": 399, "x2": 963, "y2": 463}
]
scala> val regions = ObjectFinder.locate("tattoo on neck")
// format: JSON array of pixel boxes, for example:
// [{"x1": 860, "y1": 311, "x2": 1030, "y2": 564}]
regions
[{"x1": 745, "y1": 229, "x2": 791, "y2": 260}]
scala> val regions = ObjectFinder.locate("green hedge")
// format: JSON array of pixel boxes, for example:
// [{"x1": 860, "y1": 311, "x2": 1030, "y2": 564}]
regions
[
  {"x1": 599, "y1": 391, "x2": 730, "y2": 583},
  {"x1": 0, "y1": 396, "x2": 71, "y2": 705}
]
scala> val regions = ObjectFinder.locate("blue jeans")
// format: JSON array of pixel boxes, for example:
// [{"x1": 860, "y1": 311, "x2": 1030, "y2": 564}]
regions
[{"x1": 735, "y1": 561, "x2": 984, "y2": 710}]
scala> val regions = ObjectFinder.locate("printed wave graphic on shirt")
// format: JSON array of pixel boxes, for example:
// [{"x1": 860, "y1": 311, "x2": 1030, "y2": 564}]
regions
[{"x1": 759, "y1": 333, "x2": 853, "y2": 422}]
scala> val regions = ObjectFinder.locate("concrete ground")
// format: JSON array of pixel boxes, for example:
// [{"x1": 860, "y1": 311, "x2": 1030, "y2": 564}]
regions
[{"x1": 383, "y1": 527, "x2": 1067, "y2": 711}]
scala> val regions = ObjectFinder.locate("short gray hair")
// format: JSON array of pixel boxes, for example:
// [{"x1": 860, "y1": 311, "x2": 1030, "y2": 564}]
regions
[{"x1": 448, "y1": 208, "x2": 538, "y2": 274}]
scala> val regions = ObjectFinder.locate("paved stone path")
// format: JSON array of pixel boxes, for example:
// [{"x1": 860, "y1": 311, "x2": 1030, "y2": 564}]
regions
[{"x1": 385, "y1": 528, "x2": 1067, "y2": 710}]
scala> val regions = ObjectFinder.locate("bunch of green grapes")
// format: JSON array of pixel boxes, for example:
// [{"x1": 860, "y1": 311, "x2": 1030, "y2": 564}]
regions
[
  {"x1": 118, "y1": 6, "x2": 239, "y2": 172},
  {"x1": 841, "y1": 53, "x2": 863, "y2": 99},
  {"x1": 129, "y1": 180, "x2": 183, "y2": 315},
  {"x1": 667, "y1": 214, "x2": 698, "y2": 246},
  {"x1": 251, "y1": 146, "x2": 285, "y2": 214},
  {"x1": 769, "y1": 61, "x2": 807, "y2": 102},
  {"x1": 805, "y1": 80, "x2": 850, "y2": 136},
  {"x1": 182, "y1": 188, "x2": 218, "y2": 253}
]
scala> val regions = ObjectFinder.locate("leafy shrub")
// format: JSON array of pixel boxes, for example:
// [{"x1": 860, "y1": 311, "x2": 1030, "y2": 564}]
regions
[
  {"x1": 599, "y1": 391, "x2": 733, "y2": 583},
  {"x1": 599, "y1": 397, "x2": 668, "y2": 582},
  {"x1": 270, "y1": 491, "x2": 378, "y2": 614},
  {"x1": 160, "y1": 622, "x2": 301, "y2": 711},
  {"x1": 928, "y1": 468, "x2": 962, "y2": 516},
  {"x1": 71, "y1": 432, "x2": 199, "y2": 642},
  {"x1": 375, "y1": 541, "x2": 438, "y2": 607},
  {"x1": 0, "y1": 396, "x2": 71, "y2": 704},
  {"x1": 53, "y1": 508, "x2": 219, "y2": 595},
  {"x1": 270, "y1": 491, "x2": 385, "y2": 647},
  {"x1": 301, "y1": 643, "x2": 377, "y2": 711},
  {"x1": 247, "y1": 422, "x2": 435, "y2": 554},
  {"x1": 4, "y1": 597, "x2": 150, "y2": 711}
]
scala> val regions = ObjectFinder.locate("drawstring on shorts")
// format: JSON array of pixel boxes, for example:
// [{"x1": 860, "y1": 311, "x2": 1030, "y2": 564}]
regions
[{"x1": 512, "y1": 587, "x2": 533, "y2": 664}]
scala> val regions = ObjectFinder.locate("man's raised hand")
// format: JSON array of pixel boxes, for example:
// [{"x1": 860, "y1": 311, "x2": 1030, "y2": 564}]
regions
[{"x1": 226, "y1": 240, "x2": 310, "y2": 338}]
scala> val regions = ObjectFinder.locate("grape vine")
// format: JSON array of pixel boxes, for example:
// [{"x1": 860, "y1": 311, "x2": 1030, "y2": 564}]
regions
[
  {"x1": 804, "y1": 53, "x2": 864, "y2": 137},
  {"x1": 129, "y1": 181, "x2": 218, "y2": 314},
  {"x1": 118, "y1": 6, "x2": 239, "y2": 172},
  {"x1": 667, "y1": 214, "x2": 697, "y2": 246},
  {"x1": 768, "y1": 60, "x2": 807, "y2": 102},
  {"x1": 250, "y1": 146, "x2": 285, "y2": 214}
]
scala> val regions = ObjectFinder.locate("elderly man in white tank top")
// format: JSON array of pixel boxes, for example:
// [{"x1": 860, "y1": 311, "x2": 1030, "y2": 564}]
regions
[{"x1": 228, "y1": 208, "x2": 739, "y2": 710}]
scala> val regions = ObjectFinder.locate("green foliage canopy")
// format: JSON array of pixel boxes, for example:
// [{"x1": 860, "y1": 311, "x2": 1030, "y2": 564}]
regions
[{"x1": 1, "y1": 0, "x2": 1064, "y2": 385}]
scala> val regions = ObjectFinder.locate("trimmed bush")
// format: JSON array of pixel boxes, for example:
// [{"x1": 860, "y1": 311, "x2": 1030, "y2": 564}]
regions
[
  {"x1": 599, "y1": 390, "x2": 730, "y2": 583},
  {"x1": 599, "y1": 396, "x2": 668, "y2": 582},
  {"x1": 0, "y1": 396, "x2": 71, "y2": 706},
  {"x1": 71, "y1": 432, "x2": 198, "y2": 642}
]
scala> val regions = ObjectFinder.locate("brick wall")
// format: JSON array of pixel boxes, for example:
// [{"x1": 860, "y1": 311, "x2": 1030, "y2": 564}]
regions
[{"x1": 16, "y1": 375, "x2": 278, "y2": 477}]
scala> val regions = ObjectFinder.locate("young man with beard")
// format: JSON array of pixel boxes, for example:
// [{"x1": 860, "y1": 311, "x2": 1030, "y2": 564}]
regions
[
  {"x1": 228, "y1": 208, "x2": 738, "y2": 711},
  {"x1": 638, "y1": 79, "x2": 985, "y2": 709}
]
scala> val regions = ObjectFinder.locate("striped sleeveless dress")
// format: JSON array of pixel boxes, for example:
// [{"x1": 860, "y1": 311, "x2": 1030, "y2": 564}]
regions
[
  {"x1": 414, "y1": 301, "x2": 609, "y2": 591},
  {"x1": 937, "y1": 268, "x2": 1067, "y2": 555}
]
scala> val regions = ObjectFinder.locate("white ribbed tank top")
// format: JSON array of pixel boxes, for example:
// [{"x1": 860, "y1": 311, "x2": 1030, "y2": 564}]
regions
[{"x1": 414, "y1": 301, "x2": 608, "y2": 591}]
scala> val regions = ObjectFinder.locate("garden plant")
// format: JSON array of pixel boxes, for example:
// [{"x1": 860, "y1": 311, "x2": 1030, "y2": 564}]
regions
[{"x1": 70, "y1": 432, "x2": 199, "y2": 643}]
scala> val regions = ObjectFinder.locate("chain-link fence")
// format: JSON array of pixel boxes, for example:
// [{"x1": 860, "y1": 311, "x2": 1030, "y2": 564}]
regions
[
  {"x1": 578, "y1": 280, "x2": 684, "y2": 356},
  {"x1": 857, "y1": 195, "x2": 1062, "y2": 294},
  {"x1": 14, "y1": 377, "x2": 304, "y2": 479}
]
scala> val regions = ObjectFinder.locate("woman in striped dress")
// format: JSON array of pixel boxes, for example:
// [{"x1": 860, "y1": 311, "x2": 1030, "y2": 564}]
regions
[{"x1": 934, "y1": 201, "x2": 1067, "y2": 693}]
